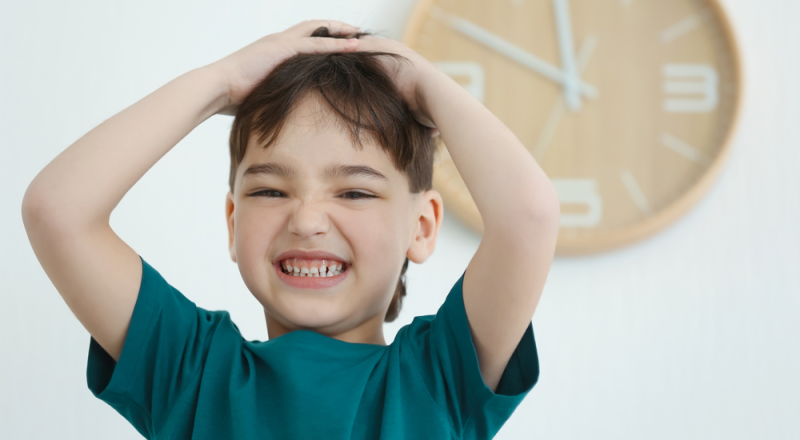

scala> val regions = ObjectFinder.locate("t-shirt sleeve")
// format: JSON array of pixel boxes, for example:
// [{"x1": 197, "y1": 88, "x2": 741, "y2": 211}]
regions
[
  {"x1": 86, "y1": 255, "x2": 226, "y2": 439},
  {"x1": 405, "y1": 270, "x2": 540, "y2": 439}
]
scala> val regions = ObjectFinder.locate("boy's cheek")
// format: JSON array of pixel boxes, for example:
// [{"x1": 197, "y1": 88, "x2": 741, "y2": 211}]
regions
[
  {"x1": 235, "y1": 209, "x2": 283, "y2": 238},
  {"x1": 350, "y1": 233, "x2": 406, "y2": 277},
  {"x1": 338, "y1": 216, "x2": 392, "y2": 249},
  {"x1": 233, "y1": 224, "x2": 281, "y2": 273}
]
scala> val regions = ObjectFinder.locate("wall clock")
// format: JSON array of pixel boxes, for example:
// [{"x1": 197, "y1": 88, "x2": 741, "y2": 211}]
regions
[{"x1": 403, "y1": 0, "x2": 742, "y2": 255}]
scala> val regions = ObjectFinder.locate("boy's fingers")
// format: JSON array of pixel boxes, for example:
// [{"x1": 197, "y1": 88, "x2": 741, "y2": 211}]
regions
[
  {"x1": 348, "y1": 34, "x2": 389, "y2": 52},
  {"x1": 286, "y1": 19, "x2": 359, "y2": 38},
  {"x1": 300, "y1": 36, "x2": 358, "y2": 54},
  {"x1": 348, "y1": 35, "x2": 372, "y2": 50}
]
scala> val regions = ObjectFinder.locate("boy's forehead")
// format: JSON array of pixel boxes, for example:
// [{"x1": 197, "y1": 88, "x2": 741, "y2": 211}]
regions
[
  {"x1": 241, "y1": 95, "x2": 399, "y2": 176},
  {"x1": 243, "y1": 128, "x2": 392, "y2": 169},
  {"x1": 239, "y1": 112, "x2": 407, "y2": 191}
]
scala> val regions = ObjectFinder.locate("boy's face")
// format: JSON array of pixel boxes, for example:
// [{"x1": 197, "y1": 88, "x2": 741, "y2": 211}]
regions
[{"x1": 225, "y1": 94, "x2": 443, "y2": 344}]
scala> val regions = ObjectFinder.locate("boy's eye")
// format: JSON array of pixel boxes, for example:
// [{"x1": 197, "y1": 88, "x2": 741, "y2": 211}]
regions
[
  {"x1": 249, "y1": 190, "x2": 376, "y2": 200},
  {"x1": 340, "y1": 191, "x2": 377, "y2": 200},
  {"x1": 250, "y1": 189, "x2": 285, "y2": 198}
]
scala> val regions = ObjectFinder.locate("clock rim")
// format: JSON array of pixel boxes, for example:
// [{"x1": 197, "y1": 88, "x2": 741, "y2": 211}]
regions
[{"x1": 402, "y1": 0, "x2": 745, "y2": 256}]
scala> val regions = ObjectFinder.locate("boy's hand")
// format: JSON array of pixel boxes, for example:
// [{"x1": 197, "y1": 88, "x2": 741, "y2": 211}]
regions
[
  {"x1": 354, "y1": 35, "x2": 444, "y2": 136},
  {"x1": 209, "y1": 20, "x2": 361, "y2": 116}
]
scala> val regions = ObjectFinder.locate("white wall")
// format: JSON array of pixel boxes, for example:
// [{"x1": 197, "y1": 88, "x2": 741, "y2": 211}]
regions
[{"x1": 2, "y1": 0, "x2": 798, "y2": 438}]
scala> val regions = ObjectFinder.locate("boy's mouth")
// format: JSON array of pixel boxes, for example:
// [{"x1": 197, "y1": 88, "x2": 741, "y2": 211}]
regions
[{"x1": 279, "y1": 258, "x2": 349, "y2": 277}]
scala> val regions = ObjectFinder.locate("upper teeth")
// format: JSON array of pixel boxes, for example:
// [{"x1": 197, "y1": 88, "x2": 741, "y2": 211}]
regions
[{"x1": 281, "y1": 258, "x2": 345, "y2": 277}]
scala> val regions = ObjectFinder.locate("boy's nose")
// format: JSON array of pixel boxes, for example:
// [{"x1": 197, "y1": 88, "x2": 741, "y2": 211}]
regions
[{"x1": 287, "y1": 201, "x2": 330, "y2": 238}]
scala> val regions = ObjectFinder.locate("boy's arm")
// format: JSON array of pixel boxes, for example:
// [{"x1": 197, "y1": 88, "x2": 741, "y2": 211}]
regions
[
  {"x1": 21, "y1": 66, "x2": 229, "y2": 361},
  {"x1": 21, "y1": 21, "x2": 361, "y2": 362},
  {"x1": 419, "y1": 67, "x2": 561, "y2": 392}
]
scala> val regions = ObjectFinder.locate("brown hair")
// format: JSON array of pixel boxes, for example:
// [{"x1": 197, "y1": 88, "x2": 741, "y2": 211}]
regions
[{"x1": 228, "y1": 27, "x2": 436, "y2": 322}]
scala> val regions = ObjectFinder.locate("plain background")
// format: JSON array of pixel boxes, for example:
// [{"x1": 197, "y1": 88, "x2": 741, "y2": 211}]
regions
[{"x1": 2, "y1": 0, "x2": 799, "y2": 438}]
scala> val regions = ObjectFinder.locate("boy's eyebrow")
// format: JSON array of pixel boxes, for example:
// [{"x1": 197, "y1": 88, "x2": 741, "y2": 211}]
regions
[
  {"x1": 323, "y1": 164, "x2": 388, "y2": 182},
  {"x1": 243, "y1": 162, "x2": 389, "y2": 182},
  {"x1": 243, "y1": 162, "x2": 294, "y2": 180}
]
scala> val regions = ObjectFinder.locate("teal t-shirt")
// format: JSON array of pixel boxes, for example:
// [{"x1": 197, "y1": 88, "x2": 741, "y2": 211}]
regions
[{"x1": 87, "y1": 255, "x2": 539, "y2": 439}]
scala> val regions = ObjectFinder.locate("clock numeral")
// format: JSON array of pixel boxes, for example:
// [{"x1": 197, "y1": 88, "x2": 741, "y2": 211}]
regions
[
  {"x1": 552, "y1": 179, "x2": 603, "y2": 228},
  {"x1": 662, "y1": 64, "x2": 718, "y2": 113},
  {"x1": 433, "y1": 61, "x2": 485, "y2": 103}
]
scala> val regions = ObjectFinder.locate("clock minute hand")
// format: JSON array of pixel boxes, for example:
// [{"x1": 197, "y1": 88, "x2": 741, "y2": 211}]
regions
[
  {"x1": 430, "y1": 5, "x2": 597, "y2": 99},
  {"x1": 553, "y1": 0, "x2": 582, "y2": 110}
]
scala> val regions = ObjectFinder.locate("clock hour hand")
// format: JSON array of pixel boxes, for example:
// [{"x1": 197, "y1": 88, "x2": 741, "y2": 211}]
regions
[
  {"x1": 430, "y1": 5, "x2": 597, "y2": 99},
  {"x1": 552, "y1": 0, "x2": 582, "y2": 110}
]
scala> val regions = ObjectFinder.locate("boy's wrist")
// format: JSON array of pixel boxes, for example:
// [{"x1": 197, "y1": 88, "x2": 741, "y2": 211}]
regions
[
  {"x1": 191, "y1": 64, "x2": 235, "y2": 118},
  {"x1": 416, "y1": 65, "x2": 468, "y2": 127}
]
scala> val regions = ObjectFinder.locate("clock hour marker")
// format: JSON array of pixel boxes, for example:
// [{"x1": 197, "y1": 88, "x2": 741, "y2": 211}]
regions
[
  {"x1": 533, "y1": 96, "x2": 566, "y2": 162},
  {"x1": 660, "y1": 133, "x2": 712, "y2": 166},
  {"x1": 660, "y1": 14, "x2": 703, "y2": 43},
  {"x1": 662, "y1": 64, "x2": 719, "y2": 113},
  {"x1": 620, "y1": 170, "x2": 652, "y2": 214}
]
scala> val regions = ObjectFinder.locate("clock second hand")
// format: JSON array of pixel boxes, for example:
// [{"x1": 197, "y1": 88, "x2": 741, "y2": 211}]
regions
[
  {"x1": 430, "y1": 5, "x2": 598, "y2": 99},
  {"x1": 533, "y1": 34, "x2": 598, "y2": 162}
]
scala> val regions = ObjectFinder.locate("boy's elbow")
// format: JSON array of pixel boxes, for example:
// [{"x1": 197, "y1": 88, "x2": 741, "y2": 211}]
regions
[
  {"x1": 482, "y1": 175, "x2": 560, "y2": 235},
  {"x1": 522, "y1": 188, "x2": 561, "y2": 246},
  {"x1": 21, "y1": 185, "x2": 62, "y2": 233},
  {"x1": 544, "y1": 197, "x2": 561, "y2": 227},
  {"x1": 21, "y1": 186, "x2": 44, "y2": 230},
  {"x1": 491, "y1": 198, "x2": 559, "y2": 244},
  {"x1": 527, "y1": 183, "x2": 561, "y2": 226}
]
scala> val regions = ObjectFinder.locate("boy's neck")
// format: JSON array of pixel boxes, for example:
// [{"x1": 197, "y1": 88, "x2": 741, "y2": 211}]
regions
[{"x1": 265, "y1": 310, "x2": 388, "y2": 346}]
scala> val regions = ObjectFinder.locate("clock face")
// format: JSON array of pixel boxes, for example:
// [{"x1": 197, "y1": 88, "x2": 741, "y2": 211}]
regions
[{"x1": 404, "y1": 0, "x2": 741, "y2": 255}]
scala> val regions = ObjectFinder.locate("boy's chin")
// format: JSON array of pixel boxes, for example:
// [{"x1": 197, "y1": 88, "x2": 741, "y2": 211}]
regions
[{"x1": 272, "y1": 297, "x2": 352, "y2": 328}]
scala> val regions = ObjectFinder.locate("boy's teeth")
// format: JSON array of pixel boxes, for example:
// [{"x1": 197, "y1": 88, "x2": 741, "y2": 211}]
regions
[
  {"x1": 281, "y1": 258, "x2": 347, "y2": 275},
  {"x1": 285, "y1": 267, "x2": 342, "y2": 277},
  {"x1": 281, "y1": 258, "x2": 346, "y2": 277}
]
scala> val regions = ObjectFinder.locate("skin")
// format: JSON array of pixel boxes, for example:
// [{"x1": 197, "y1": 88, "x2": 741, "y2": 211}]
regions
[
  {"x1": 24, "y1": 19, "x2": 558, "y2": 390},
  {"x1": 225, "y1": 92, "x2": 444, "y2": 346}
]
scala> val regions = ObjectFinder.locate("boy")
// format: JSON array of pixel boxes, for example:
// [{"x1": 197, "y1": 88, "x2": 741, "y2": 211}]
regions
[{"x1": 22, "y1": 19, "x2": 559, "y2": 439}]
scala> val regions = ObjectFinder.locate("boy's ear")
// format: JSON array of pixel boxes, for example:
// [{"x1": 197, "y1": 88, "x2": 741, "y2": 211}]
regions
[
  {"x1": 407, "y1": 189, "x2": 444, "y2": 264},
  {"x1": 226, "y1": 191, "x2": 237, "y2": 263}
]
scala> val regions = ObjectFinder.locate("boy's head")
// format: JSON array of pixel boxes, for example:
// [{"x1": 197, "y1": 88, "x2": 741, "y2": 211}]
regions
[{"x1": 224, "y1": 28, "x2": 444, "y2": 342}]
